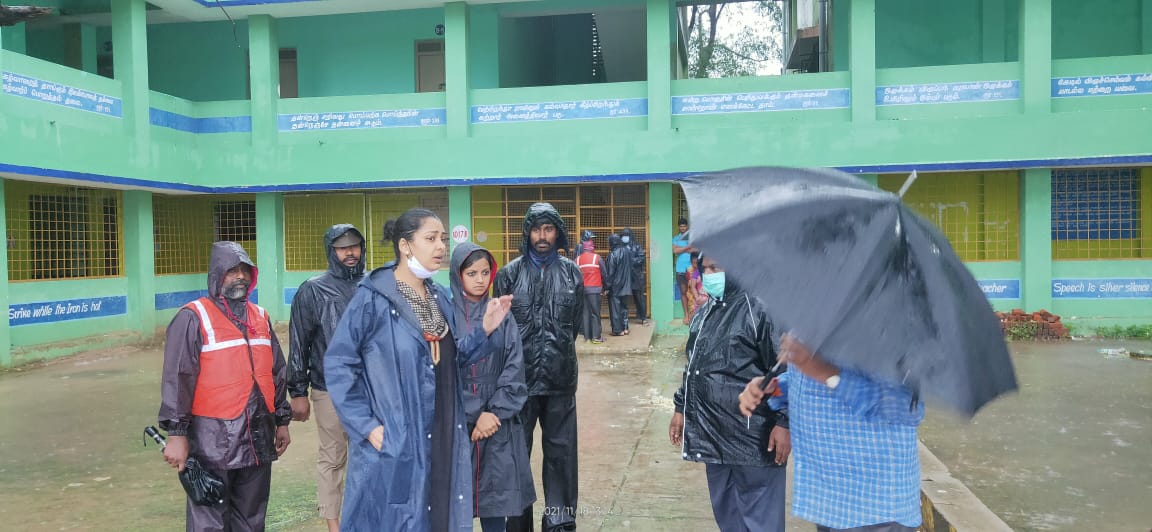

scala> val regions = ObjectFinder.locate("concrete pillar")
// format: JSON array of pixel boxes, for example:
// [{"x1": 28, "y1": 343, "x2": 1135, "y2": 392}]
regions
[
  {"x1": 445, "y1": 2, "x2": 472, "y2": 138},
  {"x1": 849, "y1": 0, "x2": 876, "y2": 122},
  {"x1": 81, "y1": 24, "x2": 99, "y2": 74},
  {"x1": 1143, "y1": 0, "x2": 1152, "y2": 54},
  {"x1": 255, "y1": 193, "x2": 285, "y2": 321},
  {"x1": 646, "y1": 0, "x2": 673, "y2": 131},
  {"x1": 648, "y1": 182, "x2": 675, "y2": 332},
  {"x1": 1020, "y1": 169, "x2": 1053, "y2": 311},
  {"x1": 448, "y1": 186, "x2": 472, "y2": 256},
  {"x1": 112, "y1": 0, "x2": 151, "y2": 165},
  {"x1": 0, "y1": 179, "x2": 11, "y2": 366},
  {"x1": 1020, "y1": 0, "x2": 1052, "y2": 114},
  {"x1": 0, "y1": 24, "x2": 27, "y2": 54},
  {"x1": 248, "y1": 15, "x2": 280, "y2": 150},
  {"x1": 123, "y1": 190, "x2": 157, "y2": 335},
  {"x1": 980, "y1": 0, "x2": 1007, "y2": 63}
]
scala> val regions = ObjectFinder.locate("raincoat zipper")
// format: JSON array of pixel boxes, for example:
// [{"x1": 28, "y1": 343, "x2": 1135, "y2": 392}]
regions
[
  {"x1": 243, "y1": 328, "x2": 261, "y2": 466},
  {"x1": 682, "y1": 298, "x2": 718, "y2": 457}
]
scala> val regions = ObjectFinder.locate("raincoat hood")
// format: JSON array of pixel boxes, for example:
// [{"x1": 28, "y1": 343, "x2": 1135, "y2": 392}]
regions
[
  {"x1": 449, "y1": 242, "x2": 498, "y2": 331},
  {"x1": 621, "y1": 228, "x2": 634, "y2": 239},
  {"x1": 608, "y1": 234, "x2": 623, "y2": 250},
  {"x1": 325, "y1": 224, "x2": 366, "y2": 280},
  {"x1": 520, "y1": 202, "x2": 570, "y2": 257},
  {"x1": 207, "y1": 241, "x2": 258, "y2": 300}
]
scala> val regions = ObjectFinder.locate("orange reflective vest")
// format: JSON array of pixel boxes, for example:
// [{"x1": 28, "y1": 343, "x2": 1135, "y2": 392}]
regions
[
  {"x1": 183, "y1": 297, "x2": 276, "y2": 419},
  {"x1": 576, "y1": 251, "x2": 603, "y2": 289}
]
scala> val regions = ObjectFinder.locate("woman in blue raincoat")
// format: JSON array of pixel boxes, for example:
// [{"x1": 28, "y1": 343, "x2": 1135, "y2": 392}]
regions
[
  {"x1": 450, "y1": 242, "x2": 536, "y2": 532},
  {"x1": 324, "y1": 208, "x2": 512, "y2": 532}
]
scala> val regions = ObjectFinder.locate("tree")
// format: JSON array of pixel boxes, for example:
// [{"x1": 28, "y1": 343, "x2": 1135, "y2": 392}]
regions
[{"x1": 683, "y1": 1, "x2": 784, "y2": 78}]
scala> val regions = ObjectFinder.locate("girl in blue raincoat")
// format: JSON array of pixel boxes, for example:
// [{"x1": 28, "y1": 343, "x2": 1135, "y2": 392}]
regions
[
  {"x1": 324, "y1": 209, "x2": 512, "y2": 532},
  {"x1": 450, "y1": 242, "x2": 536, "y2": 532}
]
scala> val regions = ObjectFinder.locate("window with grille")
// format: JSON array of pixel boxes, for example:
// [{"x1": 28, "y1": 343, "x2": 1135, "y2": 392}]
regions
[
  {"x1": 879, "y1": 171, "x2": 1020, "y2": 262},
  {"x1": 154, "y1": 195, "x2": 258, "y2": 275},
  {"x1": 5, "y1": 181, "x2": 122, "y2": 281},
  {"x1": 472, "y1": 184, "x2": 650, "y2": 314},
  {"x1": 1052, "y1": 167, "x2": 1147, "y2": 260},
  {"x1": 283, "y1": 189, "x2": 449, "y2": 271},
  {"x1": 214, "y1": 201, "x2": 257, "y2": 242}
]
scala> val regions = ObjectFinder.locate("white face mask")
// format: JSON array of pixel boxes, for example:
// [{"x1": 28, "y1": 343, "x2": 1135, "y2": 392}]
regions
[
  {"x1": 621, "y1": 236, "x2": 631, "y2": 244},
  {"x1": 406, "y1": 253, "x2": 437, "y2": 279}
]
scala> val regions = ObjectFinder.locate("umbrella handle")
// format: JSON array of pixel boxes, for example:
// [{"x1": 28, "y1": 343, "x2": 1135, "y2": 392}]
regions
[{"x1": 144, "y1": 426, "x2": 168, "y2": 451}]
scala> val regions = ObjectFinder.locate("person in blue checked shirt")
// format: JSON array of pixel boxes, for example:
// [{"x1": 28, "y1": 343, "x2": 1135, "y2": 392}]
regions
[{"x1": 739, "y1": 333, "x2": 925, "y2": 532}]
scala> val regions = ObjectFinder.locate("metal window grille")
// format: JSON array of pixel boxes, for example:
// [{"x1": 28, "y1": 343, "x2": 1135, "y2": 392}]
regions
[
  {"x1": 153, "y1": 194, "x2": 258, "y2": 275},
  {"x1": 283, "y1": 189, "x2": 449, "y2": 271},
  {"x1": 1051, "y1": 168, "x2": 1146, "y2": 260},
  {"x1": 472, "y1": 184, "x2": 649, "y2": 314},
  {"x1": 284, "y1": 193, "x2": 368, "y2": 271},
  {"x1": 879, "y1": 171, "x2": 1020, "y2": 262},
  {"x1": 5, "y1": 181, "x2": 122, "y2": 281}
]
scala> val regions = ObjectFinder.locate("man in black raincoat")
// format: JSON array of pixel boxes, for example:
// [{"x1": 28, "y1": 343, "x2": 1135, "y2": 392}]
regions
[
  {"x1": 604, "y1": 234, "x2": 633, "y2": 336},
  {"x1": 620, "y1": 228, "x2": 648, "y2": 326},
  {"x1": 495, "y1": 202, "x2": 584, "y2": 532},
  {"x1": 670, "y1": 255, "x2": 789, "y2": 532},
  {"x1": 159, "y1": 241, "x2": 292, "y2": 531},
  {"x1": 287, "y1": 224, "x2": 365, "y2": 531}
]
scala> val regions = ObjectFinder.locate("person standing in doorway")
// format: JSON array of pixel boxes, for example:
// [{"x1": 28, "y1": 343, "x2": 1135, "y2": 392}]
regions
[
  {"x1": 620, "y1": 228, "x2": 648, "y2": 326},
  {"x1": 575, "y1": 230, "x2": 608, "y2": 344},
  {"x1": 287, "y1": 224, "x2": 365, "y2": 532},
  {"x1": 605, "y1": 233, "x2": 633, "y2": 337},
  {"x1": 672, "y1": 218, "x2": 696, "y2": 324},
  {"x1": 158, "y1": 241, "x2": 292, "y2": 531},
  {"x1": 495, "y1": 202, "x2": 584, "y2": 532}
]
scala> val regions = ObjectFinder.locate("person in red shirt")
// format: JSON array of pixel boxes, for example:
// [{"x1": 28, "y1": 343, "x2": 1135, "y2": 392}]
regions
[{"x1": 575, "y1": 230, "x2": 608, "y2": 343}]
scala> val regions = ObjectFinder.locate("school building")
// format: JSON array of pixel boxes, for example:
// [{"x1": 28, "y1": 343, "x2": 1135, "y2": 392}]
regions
[{"x1": 1, "y1": 0, "x2": 1150, "y2": 366}]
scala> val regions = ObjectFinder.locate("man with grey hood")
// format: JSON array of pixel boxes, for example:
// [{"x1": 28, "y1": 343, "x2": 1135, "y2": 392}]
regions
[
  {"x1": 288, "y1": 224, "x2": 365, "y2": 531},
  {"x1": 159, "y1": 241, "x2": 292, "y2": 531}
]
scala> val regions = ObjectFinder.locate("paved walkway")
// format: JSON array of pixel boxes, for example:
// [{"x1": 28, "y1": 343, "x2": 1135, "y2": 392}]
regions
[{"x1": 0, "y1": 327, "x2": 809, "y2": 531}]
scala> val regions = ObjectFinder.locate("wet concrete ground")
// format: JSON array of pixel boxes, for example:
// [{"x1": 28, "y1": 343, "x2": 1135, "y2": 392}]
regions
[
  {"x1": 1, "y1": 331, "x2": 1148, "y2": 530},
  {"x1": 918, "y1": 339, "x2": 1152, "y2": 531}
]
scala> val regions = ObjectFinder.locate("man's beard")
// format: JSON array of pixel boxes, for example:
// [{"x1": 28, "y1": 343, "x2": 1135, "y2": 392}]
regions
[
  {"x1": 223, "y1": 282, "x2": 249, "y2": 300},
  {"x1": 533, "y1": 240, "x2": 553, "y2": 253}
]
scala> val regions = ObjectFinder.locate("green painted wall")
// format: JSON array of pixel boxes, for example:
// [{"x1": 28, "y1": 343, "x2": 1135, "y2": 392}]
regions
[
  {"x1": 1052, "y1": 0, "x2": 1144, "y2": 59},
  {"x1": 3, "y1": 0, "x2": 1152, "y2": 365},
  {"x1": 469, "y1": 6, "x2": 501, "y2": 90},
  {"x1": 875, "y1": 0, "x2": 1019, "y2": 68},
  {"x1": 279, "y1": 9, "x2": 444, "y2": 97},
  {"x1": 147, "y1": 21, "x2": 250, "y2": 101}
]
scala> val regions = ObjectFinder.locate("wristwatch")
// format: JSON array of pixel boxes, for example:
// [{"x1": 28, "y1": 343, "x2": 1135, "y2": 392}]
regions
[{"x1": 824, "y1": 374, "x2": 841, "y2": 390}]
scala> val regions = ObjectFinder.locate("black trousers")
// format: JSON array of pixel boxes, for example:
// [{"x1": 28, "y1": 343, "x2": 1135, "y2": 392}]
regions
[
  {"x1": 186, "y1": 463, "x2": 272, "y2": 532},
  {"x1": 608, "y1": 294, "x2": 629, "y2": 335},
  {"x1": 581, "y1": 291, "x2": 602, "y2": 340},
  {"x1": 631, "y1": 288, "x2": 647, "y2": 321},
  {"x1": 506, "y1": 394, "x2": 578, "y2": 532}
]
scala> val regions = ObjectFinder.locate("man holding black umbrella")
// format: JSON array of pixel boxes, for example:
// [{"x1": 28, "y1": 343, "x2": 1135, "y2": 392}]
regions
[
  {"x1": 739, "y1": 334, "x2": 924, "y2": 532},
  {"x1": 159, "y1": 241, "x2": 292, "y2": 531}
]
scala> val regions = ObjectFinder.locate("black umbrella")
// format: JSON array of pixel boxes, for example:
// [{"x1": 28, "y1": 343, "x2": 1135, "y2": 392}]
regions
[
  {"x1": 144, "y1": 426, "x2": 225, "y2": 506},
  {"x1": 679, "y1": 167, "x2": 1017, "y2": 417}
]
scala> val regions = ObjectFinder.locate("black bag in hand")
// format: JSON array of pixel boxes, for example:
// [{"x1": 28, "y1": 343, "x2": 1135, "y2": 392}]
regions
[
  {"x1": 144, "y1": 426, "x2": 225, "y2": 506},
  {"x1": 179, "y1": 456, "x2": 225, "y2": 506}
]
